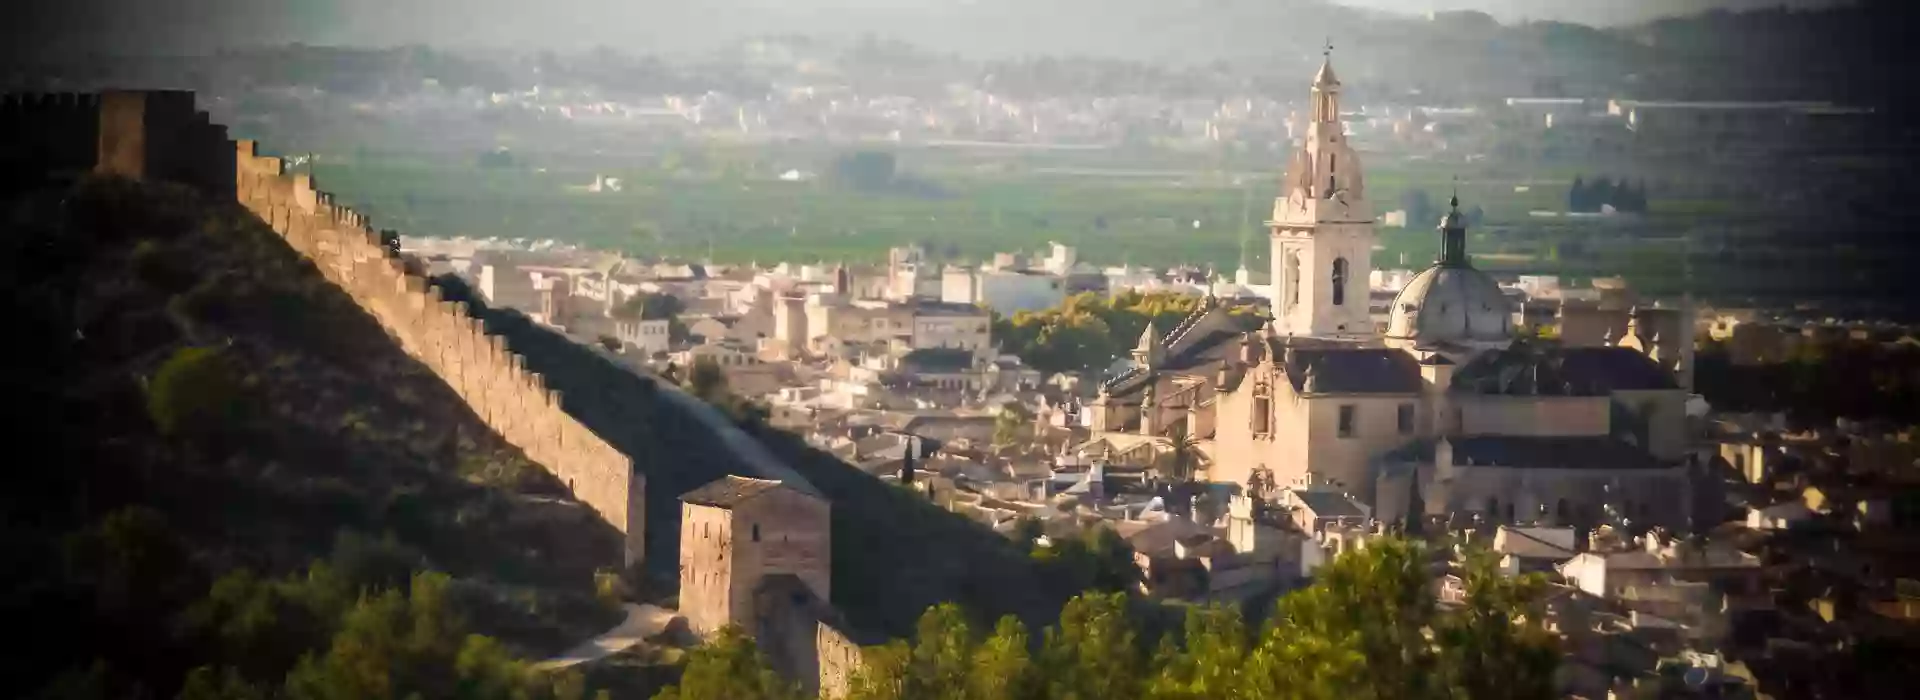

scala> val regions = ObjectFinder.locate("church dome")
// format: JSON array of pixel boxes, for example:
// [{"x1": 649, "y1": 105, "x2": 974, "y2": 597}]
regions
[
  {"x1": 1386, "y1": 196, "x2": 1514, "y2": 348},
  {"x1": 1387, "y1": 268, "x2": 1513, "y2": 345}
]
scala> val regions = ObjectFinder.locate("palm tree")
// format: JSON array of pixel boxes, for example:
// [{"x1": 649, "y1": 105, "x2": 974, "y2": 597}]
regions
[
  {"x1": 994, "y1": 404, "x2": 1030, "y2": 448},
  {"x1": 1158, "y1": 433, "x2": 1204, "y2": 483}
]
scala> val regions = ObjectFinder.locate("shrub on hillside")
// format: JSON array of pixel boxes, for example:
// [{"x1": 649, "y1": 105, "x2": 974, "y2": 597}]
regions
[{"x1": 145, "y1": 345, "x2": 246, "y2": 438}]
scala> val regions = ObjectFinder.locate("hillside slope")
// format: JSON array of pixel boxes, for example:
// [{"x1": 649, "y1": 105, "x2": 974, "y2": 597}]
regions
[
  {"x1": 436, "y1": 279, "x2": 1082, "y2": 639},
  {"x1": 0, "y1": 176, "x2": 624, "y2": 697}
]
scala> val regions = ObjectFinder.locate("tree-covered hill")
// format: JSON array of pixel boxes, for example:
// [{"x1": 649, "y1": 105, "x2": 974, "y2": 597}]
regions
[{"x1": 0, "y1": 176, "x2": 625, "y2": 698}]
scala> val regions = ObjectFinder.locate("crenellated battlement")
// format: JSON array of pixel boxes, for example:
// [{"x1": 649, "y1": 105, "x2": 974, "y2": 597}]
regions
[
  {"x1": 9, "y1": 90, "x2": 645, "y2": 571},
  {"x1": 0, "y1": 92, "x2": 104, "y2": 179}
]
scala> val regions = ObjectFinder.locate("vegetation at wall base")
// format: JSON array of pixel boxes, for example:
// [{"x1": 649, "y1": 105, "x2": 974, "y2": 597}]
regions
[{"x1": 655, "y1": 538, "x2": 1560, "y2": 700}]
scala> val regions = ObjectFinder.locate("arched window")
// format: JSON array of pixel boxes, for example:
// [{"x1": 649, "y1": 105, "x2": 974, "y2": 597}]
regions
[
  {"x1": 1283, "y1": 251, "x2": 1303, "y2": 312},
  {"x1": 752, "y1": 523, "x2": 761, "y2": 542},
  {"x1": 1331, "y1": 258, "x2": 1348, "y2": 306},
  {"x1": 1251, "y1": 386, "x2": 1273, "y2": 436}
]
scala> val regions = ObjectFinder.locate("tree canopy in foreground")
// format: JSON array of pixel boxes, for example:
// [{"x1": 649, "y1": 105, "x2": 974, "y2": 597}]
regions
[{"x1": 657, "y1": 538, "x2": 1561, "y2": 700}]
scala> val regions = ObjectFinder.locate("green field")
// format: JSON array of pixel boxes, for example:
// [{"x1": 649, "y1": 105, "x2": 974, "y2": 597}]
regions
[
  {"x1": 304, "y1": 144, "x2": 1755, "y2": 295},
  {"x1": 319, "y1": 153, "x2": 1554, "y2": 255}
]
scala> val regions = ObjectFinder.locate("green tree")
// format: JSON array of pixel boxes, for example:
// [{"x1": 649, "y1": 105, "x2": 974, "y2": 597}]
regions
[
  {"x1": 1433, "y1": 549, "x2": 1561, "y2": 700},
  {"x1": 145, "y1": 345, "x2": 246, "y2": 438},
  {"x1": 994, "y1": 404, "x2": 1031, "y2": 448},
  {"x1": 686, "y1": 356, "x2": 728, "y2": 402},
  {"x1": 969, "y1": 616, "x2": 1036, "y2": 700},
  {"x1": 1400, "y1": 189, "x2": 1435, "y2": 228},
  {"x1": 1144, "y1": 604, "x2": 1248, "y2": 700},
  {"x1": 904, "y1": 604, "x2": 974, "y2": 700},
  {"x1": 831, "y1": 151, "x2": 899, "y2": 191},
  {"x1": 177, "y1": 666, "x2": 268, "y2": 700},
  {"x1": 1032, "y1": 527, "x2": 1141, "y2": 595},
  {"x1": 847, "y1": 640, "x2": 910, "y2": 700},
  {"x1": 653, "y1": 626, "x2": 804, "y2": 700},
  {"x1": 62, "y1": 507, "x2": 199, "y2": 618},
  {"x1": 1039, "y1": 592, "x2": 1146, "y2": 700},
  {"x1": 1156, "y1": 433, "x2": 1204, "y2": 483},
  {"x1": 614, "y1": 292, "x2": 690, "y2": 342},
  {"x1": 1242, "y1": 584, "x2": 1371, "y2": 700}
]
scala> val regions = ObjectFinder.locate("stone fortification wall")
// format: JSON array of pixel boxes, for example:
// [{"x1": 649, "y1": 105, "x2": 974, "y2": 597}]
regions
[
  {"x1": 814, "y1": 622, "x2": 866, "y2": 699},
  {"x1": 0, "y1": 92, "x2": 101, "y2": 179},
  {"x1": 230, "y1": 138, "x2": 644, "y2": 569},
  {"x1": 98, "y1": 90, "x2": 237, "y2": 197}
]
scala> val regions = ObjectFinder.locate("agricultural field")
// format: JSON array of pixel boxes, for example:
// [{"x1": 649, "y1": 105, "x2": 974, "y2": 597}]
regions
[
  {"x1": 313, "y1": 145, "x2": 1582, "y2": 263},
  {"x1": 300, "y1": 142, "x2": 1889, "y2": 305}
]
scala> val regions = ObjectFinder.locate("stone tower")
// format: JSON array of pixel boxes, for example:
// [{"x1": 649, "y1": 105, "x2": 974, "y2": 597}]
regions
[
  {"x1": 774, "y1": 293, "x2": 809, "y2": 358},
  {"x1": 1269, "y1": 46, "x2": 1375, "y2": 339}
]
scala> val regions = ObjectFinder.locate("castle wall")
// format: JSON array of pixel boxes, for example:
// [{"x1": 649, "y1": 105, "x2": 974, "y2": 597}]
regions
[
  {"x1": 0, "y1": 93, "x2": 101, "y2": 180},
  {"x1": 229, "y1": 137, "x2": 644, "y2": 569},
  {"x1": 3, "y1": 88, "x2": 643, "y2": 568},
  {"x1": 96, "y1": 91, "x2": 235, "y2": 198},
  {"x1": 815, "y1": 622, "x2": 865, "y2": 699},
  {"x1": 679, "y1": 503, "x2": 737, "y2": 637}
]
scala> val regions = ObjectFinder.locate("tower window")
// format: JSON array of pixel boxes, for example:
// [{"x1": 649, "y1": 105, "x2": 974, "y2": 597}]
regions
[
  {"x1": 1337, "y1": 405, "x2": 1356, "y2": 438},
  {"x1": 1252, "y1": 390, "x2": 1272, "y2": 436},
  {"x1": 752, "y1": 523, "x2": 761, "y2": 542},
  {"x1": 1284, "y1": 252, "x2": 1302, "y2": 311},
  {"x1": 1331, "y1": 258, "x2": 1349, "y2": 306},
  {"x1": 1397, "y1": 404, "x2": 1414, "y2": 435}
]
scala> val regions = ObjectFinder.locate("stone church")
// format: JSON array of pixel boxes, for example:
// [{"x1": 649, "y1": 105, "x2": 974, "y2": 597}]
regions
[{"x1": 1080, "y1": 52, "x2": 1697, "y2": 532}]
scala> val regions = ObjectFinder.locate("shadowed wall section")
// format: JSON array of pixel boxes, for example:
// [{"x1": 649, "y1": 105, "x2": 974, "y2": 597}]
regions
[
  {"x1": 228, "y1": 138, "x2": 644, "y2": 569},
  {"x1": 11, "y1": 92, "x2": 644, "y2": 569}
]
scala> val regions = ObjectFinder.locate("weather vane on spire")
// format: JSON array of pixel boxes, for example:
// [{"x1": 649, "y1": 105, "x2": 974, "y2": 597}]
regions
[
  {"x1": 1451, "y1": 175, "x2": 1460, "y2": 207},
  {"x1": 1324, "y1": 37, "x2": 1333, "y2": 59}
]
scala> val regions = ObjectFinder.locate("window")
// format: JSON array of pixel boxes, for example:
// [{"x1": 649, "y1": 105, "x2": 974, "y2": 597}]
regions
[
  {"x1": 1397, "y1": 404, "x2": 1414, "y2": 435},
  {"x1": 1252, "y1": 391, "x2": 1272, "y2": 436},
  {"x1": 752, "y1": 523, "x2": 761, "y2": 542},
  {"x1": 1337, "y1": 404, "x2": 1356, "y2": 438},
  {"x1": 1331, "y1": 258, "x2": 1348, "y2": 306},
  {"x1": 1284, "y1": 252, "x2": 1301, "y2": 311}
]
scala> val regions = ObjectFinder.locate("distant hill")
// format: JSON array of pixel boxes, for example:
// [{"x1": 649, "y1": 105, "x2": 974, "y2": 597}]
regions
[{"x1": 11, "y1": 1, "x2": 1910, "y2": 109}]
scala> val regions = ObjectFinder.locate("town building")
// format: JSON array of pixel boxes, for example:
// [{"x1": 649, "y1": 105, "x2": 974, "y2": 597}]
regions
[{"x1": 1077, "y1": 52, "x2": 1700, "y2": 534}]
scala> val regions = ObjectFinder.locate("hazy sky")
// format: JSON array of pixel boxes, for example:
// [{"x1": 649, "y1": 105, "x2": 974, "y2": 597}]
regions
[
  {"x1": 7, "y1": 0, "x2": 1856, "y2": 60},
  {"x1": 1340, "y1": 0, "x2": 1848, "y2": 25}
]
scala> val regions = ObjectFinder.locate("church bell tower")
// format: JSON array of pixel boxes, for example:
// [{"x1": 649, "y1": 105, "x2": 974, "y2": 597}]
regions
[{"x1": 1269, "y1": 44, "x2": 1376, "y2": 339}]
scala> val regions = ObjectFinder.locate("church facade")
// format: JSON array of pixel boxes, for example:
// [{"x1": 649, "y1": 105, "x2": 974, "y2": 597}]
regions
[{"x1": 1080, "y1": 53, "x2": 1697, "y2": 533}]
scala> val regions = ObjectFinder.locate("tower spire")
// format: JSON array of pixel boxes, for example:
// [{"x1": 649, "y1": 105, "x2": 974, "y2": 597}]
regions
[
  {"x1": 1437, "y1": 183, "x2": 1469, "y2": 268},
  {"x1": 1313, "y1": 38, "x2": 1340, "y2": 92}
]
